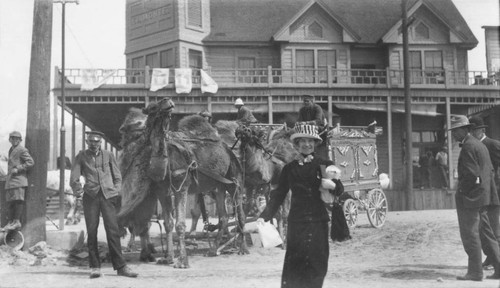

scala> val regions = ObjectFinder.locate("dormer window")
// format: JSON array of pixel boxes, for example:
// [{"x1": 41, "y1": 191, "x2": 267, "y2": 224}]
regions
[
  {"x1": 415, "y1": 22, "x2": 429, "y2": 40},
  {"x1": 307, "y1": 21, "x2": 323, "y2": 39}
]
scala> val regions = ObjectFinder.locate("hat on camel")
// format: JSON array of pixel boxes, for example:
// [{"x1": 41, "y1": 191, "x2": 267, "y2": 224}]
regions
[
  {"x1": 468, "y1": 115, "x2": 488, "y2": 130},
  {"x1": 85, "y1": 131, "x2": 105, "y2": 141},
  {"x1": 290, "y1": 124, "x2": 322, "y2": 143},
  {"x1": 448, "y1": 115, "x2": 472, "y2": 131}
]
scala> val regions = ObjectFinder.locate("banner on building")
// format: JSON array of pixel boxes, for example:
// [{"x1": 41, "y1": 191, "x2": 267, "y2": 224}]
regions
[
  {"x1": 200, "y1": 69, "x2": 218, "y2": 94},
  {"x1": 80, "y1": 69, "x2": 117, "y2": 91},
  {"x1": 175, "y1": 68, "x2": 192, "y2": 94},
  {"x1": 150, "y1": 68, "x2": 170, "y2": 92}
]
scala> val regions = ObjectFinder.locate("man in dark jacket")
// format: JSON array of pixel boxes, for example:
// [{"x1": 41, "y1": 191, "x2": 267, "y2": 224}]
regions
[
  {"x1": 1, "y1": 131, "x2": 34, "y2": 231},
  {"x1": 449, "y1": 115, "x2": 500, "y2": 281},
  {"x1": 469, "y1": 115, "x2": 500, "y2": 275},
  {"x1": 70, "y1": 131, "x2": 138, "y2": 279},
  {"x1": 297, "y1": 95, "x2": 326, "y2": 129}
]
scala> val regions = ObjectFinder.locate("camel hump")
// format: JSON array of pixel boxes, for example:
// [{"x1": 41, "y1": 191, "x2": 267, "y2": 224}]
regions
[{"x1": 178, "y1": 115, "x2": 221, "y2": 142}]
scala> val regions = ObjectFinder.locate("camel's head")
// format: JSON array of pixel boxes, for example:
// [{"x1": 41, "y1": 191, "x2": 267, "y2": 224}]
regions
[
  {"x1": 119, "y1": 108, "x2": 147, "y2": 148},
  {"x1": 142, "y1": 97, "x2": 175, "y2": 116},
  {"x1": 235, "y1": 125, "x2": 265, "y2": 148}
]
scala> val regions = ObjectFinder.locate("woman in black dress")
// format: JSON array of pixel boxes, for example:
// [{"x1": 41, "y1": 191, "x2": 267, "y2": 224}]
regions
[{"x1": 258, "y1": 124, "x2": 343, "y2": 288}]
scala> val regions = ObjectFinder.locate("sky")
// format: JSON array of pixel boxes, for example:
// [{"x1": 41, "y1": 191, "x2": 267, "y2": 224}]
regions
[{"x1": 0, "y1": 0, "x2": 499, "y2": 156}]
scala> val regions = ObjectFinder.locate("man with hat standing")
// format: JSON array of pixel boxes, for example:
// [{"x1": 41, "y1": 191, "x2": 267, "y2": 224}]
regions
[
  {"x1": 234, "y1": 98, "x2": 258, "y2": 125},
  {"x1": 449, "y1": 115, "x2": 500, "y2": 281},
  {"x1": 469, "y1": 115, "x2": 500, "y2": 275},
  {"x1": 1, "y1": 131, "x2": 34, "y2": 231},
  {"x1": 70, "y1": 131, "x2": 138, "y2": 279}
]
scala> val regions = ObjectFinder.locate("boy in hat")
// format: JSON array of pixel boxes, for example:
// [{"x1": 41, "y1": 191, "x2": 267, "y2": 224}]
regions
[
  {"x1": 70, "y1": 131, "x2": 138, "y2": 278},
  {"x1": 1, "y1": 131, "x2": 34, "y2": 231},
  {"x1": 449, "y1": 115, "x2": 500, "y2": 281},
  {"x1": 469, "y1": 115, "x2": 500, "y2": 274}
]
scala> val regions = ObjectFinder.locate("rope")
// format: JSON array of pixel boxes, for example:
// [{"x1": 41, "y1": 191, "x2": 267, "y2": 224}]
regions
[{"x1": 169, "y1": 160, "x2": 197, "y2": 194}]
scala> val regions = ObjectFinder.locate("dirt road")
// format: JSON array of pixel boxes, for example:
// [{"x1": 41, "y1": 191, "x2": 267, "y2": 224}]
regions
[{"x1": 0, "y1": 209, "x2": 499, "y2": 288}]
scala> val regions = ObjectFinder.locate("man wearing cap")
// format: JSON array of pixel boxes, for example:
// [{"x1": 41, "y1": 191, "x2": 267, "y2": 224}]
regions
[
  {"x1": 70, "y1": 131, "x2": 138, "y2": 279},
  {"x1": 198, "y1": 110, "x2": 212, "y2": 124},
  {"x1": 449, "y1": 115, "x2": 500, "y2": 281},
  {"x1": 1, "y1": 131, "x2": 34, "y2": 232},
  {"x1": 234, "y1": 98, "x2": 258, "y2": 125},
  {"x1": 469, "y1": 115, "x2": 500, "y2": 275},
  {"x1": 297, "y1": 95, "x2": 327, "y2": 129}
]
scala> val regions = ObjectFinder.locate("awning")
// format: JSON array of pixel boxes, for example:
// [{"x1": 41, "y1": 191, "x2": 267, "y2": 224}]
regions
[{"x1": 334, "y1": 104, "x2": 442, "y2": 116}]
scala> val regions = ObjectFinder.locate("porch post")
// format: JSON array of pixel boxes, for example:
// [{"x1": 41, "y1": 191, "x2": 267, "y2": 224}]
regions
[
  {"x1": 327, "y1": 95, "x2": 333, "y2": 126},
  {"x1": 71, "y1": 111, "x2": 76, "y2": 163},
  {"x1": 387, "y1": 95, "x2": 393, "y2": 190},
  {"x1": 268, "y1": 94, "x2": 273, "y2": 124},
  {"x1": 446, "y1": 96, "x2": 453, "y2": 189}
]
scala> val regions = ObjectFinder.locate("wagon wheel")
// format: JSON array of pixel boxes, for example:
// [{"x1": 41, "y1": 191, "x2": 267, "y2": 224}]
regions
[
  {"x1": 342, "y1": 199, "x2": 358, "y2": 228},
  {"x1": 366, "y1": 188, "x2": 388, "y2": 228}
]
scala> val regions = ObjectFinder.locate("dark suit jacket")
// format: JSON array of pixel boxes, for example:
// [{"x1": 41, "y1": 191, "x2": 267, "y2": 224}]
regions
[
  {"x1": 456, "y1": 134, "x2": 499, "y2": 208},
  {"x1": 482, "y1": 136, "x2": 500, "y2": 187},
  {"x1": 5, "y1": 145, "x2": 34, "y2": 189}
]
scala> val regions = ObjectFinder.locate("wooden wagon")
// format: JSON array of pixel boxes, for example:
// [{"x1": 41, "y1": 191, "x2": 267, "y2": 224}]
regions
[{"x1": 328, "y1": 126, "x2": 388, "y2": 228}]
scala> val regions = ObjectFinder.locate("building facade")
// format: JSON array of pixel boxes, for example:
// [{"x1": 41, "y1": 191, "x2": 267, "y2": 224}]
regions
[{"x1": 53, "y1": 0, "x2": 500, "y2": 210}]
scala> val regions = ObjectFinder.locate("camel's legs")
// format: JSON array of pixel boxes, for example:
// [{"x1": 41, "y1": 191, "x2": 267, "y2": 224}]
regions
[
  {"x1": 155, "y1": 183, "x2": 175, "y2": 265},
  {"x1": 173, "y1": 181, "x2": 190, "y2": 268}
]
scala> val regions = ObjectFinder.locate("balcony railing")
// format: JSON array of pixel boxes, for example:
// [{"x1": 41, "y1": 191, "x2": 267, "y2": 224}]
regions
[{"x1": 56, "y1": 66, "x2": 500, "y2": 89}]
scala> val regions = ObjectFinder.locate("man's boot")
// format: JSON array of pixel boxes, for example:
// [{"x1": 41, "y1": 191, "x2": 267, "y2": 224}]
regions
[
  {"x1": 486, "y1": 262, "x2": 500, "y2": 279},
  {"x1": 0, "y1": 221, "x2": 13, "y2": 232},
  {"x1": 8, "y1": 220, "x2": 21, "y2": 231}
]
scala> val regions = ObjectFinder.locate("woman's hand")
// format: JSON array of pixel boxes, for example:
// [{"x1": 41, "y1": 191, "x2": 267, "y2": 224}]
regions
[{"x1": 321, "y1": 178, "x2": 337, "y2": 190}]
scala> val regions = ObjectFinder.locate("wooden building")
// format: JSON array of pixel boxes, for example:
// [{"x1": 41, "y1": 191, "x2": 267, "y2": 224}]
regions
[{"x1": 52, "y1": 0, "x2": 500, "y2": 210}]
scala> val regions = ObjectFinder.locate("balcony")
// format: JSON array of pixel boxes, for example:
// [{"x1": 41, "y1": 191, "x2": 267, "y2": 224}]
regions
[{"x1": 55, "y1": 66, "x2": 500, "y2": 90}]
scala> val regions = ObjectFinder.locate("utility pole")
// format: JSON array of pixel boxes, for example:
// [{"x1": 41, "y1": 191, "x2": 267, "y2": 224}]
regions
[
  {"x1": 402, "y1": 0, "x2": 413, "y2": 210},
  {"x1": 25, "y1": 0, "x2": 53, "y2": 248},
  {"x1": 54, "y1": 0, "x2": 79, "y2": 231}
]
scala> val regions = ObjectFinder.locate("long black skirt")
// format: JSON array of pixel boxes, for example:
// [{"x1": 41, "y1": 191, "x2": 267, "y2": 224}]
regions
[{"x1": 282, "y1": 221, "x2": 329, "y2": 288}]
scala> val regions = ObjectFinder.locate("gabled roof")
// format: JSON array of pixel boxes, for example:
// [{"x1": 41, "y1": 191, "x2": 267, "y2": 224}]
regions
[{"x1": 204, "y1": 0, "x2": 477, "y2": 46}]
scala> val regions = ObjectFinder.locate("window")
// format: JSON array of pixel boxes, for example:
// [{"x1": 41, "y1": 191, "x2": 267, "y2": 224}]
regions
[
  {"x1": 238, "y1": 57, "x2": 256, "y2": 83},
  {"x1": 409, "y1": 51, "x2": 423, "y2": 84},
  {"x1": 296, "y1": 50, "x2": 314, "y2": 83},
  {"x1": 307, "y1": 22, "x2": 323, "y2": 39},
  {"x1": 129, "y1": 56, "x2": 144, "y2": 83},
  {"x1": 160, "y1": 49, "x2": 175, "y2": 68},
  {"x1": 318, "y1": 50, "x2": 336, "y2": 83},
  {"x1": 146, "y1": 53, "x2": 158, "y2": 69},
  {"x1": 187, "y1": 0, "x2": 202, "y2": 28},
  {"x1": 189, "y1": 49, "x2": 202, "y2": 83},
  {"x1": 424, "y1": 51, "x2": 444, "y2": 84}
]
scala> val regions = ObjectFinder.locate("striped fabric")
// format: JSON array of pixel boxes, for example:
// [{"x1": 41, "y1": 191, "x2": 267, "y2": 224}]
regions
[{"x1": 291, "y1": 124, "x2": 322, "y2": 142}]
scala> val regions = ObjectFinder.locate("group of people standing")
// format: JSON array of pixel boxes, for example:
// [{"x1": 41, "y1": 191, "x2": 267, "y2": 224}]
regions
[{"x1": 449, "y1": 114, "x2": 500, "y2": 281}]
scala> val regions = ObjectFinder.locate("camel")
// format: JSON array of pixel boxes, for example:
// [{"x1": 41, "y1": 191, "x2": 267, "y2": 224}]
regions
[
  {"x1": 188, "y1": 121, "x2": 295, "y2": 247},
  {"x1": 117, "y1": 98, "x2": 248, "y2": 268}
]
